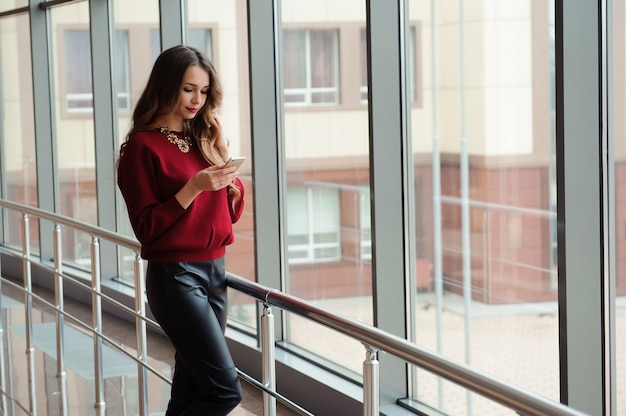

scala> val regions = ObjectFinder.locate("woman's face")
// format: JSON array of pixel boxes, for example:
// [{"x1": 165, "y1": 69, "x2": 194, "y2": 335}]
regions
[{"x1": 174, "y1": 64, "x2": 210, "y2": 122}]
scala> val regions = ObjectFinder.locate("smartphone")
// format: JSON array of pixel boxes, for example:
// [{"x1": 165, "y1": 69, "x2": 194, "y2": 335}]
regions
[{"x1": 222, "y1": 156, "x2": 246, "y2": 170}]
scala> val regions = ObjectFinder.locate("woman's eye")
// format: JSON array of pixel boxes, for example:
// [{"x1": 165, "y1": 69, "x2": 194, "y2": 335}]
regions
[
  {"x1": 183, "y1": 88, "x2": 193, "y2": 93},
  {"x1": 201, "y1": 90, "x2": 208, "y2": 95}
]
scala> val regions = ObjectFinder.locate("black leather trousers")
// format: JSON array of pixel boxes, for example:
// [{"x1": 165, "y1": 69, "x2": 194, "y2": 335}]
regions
[{"x1": 146, "y1": 258, "x2": 242, "y2": 416}]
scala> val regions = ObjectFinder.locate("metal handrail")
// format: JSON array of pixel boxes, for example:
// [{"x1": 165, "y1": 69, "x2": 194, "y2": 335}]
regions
[
  {"x1": 229, "y1": 276, "x2": 587, "y2": 416},
  {"x1": 0, "y1": 199, "x2": 588, "y2": 416}
]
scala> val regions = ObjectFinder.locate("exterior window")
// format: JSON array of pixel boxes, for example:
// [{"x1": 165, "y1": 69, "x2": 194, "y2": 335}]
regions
[
  {"x1": 287, "y1": 187, "x2": 340, "y2": 263},
  {"x1": 114, "y1": 30, "x2": 131, "y2": 110},
  {"x1": 359, "y1": 28, "x2": 368, "y2": 103},
  {"x1": 282, "y1": 29, "x2": 339, "y2": 106},
  {"x1": 150, "y1": 29, "x2": 161, "y2": 66},
  {"x1": 150, "y1": 29, "x2": 213, "y2": 63},
  {"x1": 188, "y1": 29, "x2": 213, "y2": 60},
  {"x1": 359, "y1": 189, "x2": 372, "y2": 260},
  {"x1": 64, "y1": 30, "x2": 130, "y2": 113},
  {"x1": 360, "y1": 26, "x2": 418, "y2": 104}
]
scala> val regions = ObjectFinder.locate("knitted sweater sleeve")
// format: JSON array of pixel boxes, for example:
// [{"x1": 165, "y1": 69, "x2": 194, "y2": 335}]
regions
[
  {"x1": 117, "y1": 137, "x2": 187, "y2": 245},
  {"x1": 229, "y1": 177, "x2": 245, "y2": 223}
]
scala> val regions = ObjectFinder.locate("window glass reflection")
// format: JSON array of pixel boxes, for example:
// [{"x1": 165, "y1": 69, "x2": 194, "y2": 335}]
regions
[
  {"x1": 283, "y1": 29, "x2": 339, "y2": 106},
  {"x1": 281, "y1": 0, "x2": 372, "y2": 375},
  {"x1": 0, "y1": 12, "x2": 39, "y2": 252},
  {"x1": 114, "y1": 0, "x2": 161, "y2": 283},
  {"x1": 63, "y1": 30, "x2": 130, "y2": 113},
  {"x1": 50, "y1": 4, "x2": 97, "y2": 268},
  {"x1": 407, "y1": 1, "x2": 559, "y2": 413}
]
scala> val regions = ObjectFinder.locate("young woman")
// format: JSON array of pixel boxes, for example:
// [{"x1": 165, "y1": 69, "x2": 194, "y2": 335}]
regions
[{"x1": 117, "y1": 45, "x2": 244, "y2": 415}]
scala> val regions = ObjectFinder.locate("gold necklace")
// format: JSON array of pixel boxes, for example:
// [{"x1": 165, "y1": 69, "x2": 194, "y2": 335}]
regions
[{"x1": 159, "y1": 126, "x2": 192, "y2": 153}]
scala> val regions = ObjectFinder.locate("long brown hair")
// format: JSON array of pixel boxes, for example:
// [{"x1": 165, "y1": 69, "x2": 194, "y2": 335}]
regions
[{"x1": 119, "y1": 45, "x2": 240, "y2": 200}]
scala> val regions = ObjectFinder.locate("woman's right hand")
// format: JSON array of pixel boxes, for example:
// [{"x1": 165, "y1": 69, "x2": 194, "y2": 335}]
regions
[
  {"x1": 175, "y1": 165, "x2": 239, "y2": 209},
  {"x1": 192, "y1": 164, "x2": 239, "y2": 192}
]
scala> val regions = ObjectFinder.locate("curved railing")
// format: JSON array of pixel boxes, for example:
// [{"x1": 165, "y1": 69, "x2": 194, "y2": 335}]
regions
[{"x1": 0, "y1": 199, "x2": 588, "y2": 416}]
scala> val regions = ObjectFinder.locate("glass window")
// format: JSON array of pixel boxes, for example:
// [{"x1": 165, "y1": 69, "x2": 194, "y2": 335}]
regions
[
  {"x1": 281, "y1": 0, "x2": 372, "y2": 376},
  {"x1": 63, "y1": 29, "x2": 131, "y2": 114},
  {"x1": 282, "y1": 28, "x2": 339, "y2": 106},
  {"x1": 185, "y1": 0, "x2": 255, "y2": 331},
  {"x1": 52, "y1": 4, "x2": 97, "y2": 268},
  {"x1": 64, "y1": 31, "x2": 92, "y2": 113},
  {"x1": 360, "y1": 26, "x2": 418, "y2": 104},
  {"x1": 287, "y1": 187, "x2": 340, "y2": 264},
  {"x1": 359, "y1": 28, "x2": 368, "y2": 103},
  {"x1": 115, "y1": 0, "x2": 161, "y2": 285},
  {"x1": 406, "y1": 1, "x2": 559, "y2": 414},
  {"x1": 0, "y1": 1, "x2": 27, "y2": 14},
  {"x1": 149, "y1": 28, "x2": 161, "y2": 65},
  {"x1": 359, "y1": 188, "x2": 371, "y2": 260},
  {"x1": 0, "y1": 12, "x2": 39, "y2": 252},
  {"x1": 114, "y1": 30, "x2": 131, "y2": 110},
  {"x1": 188, "y1": 28, "x2": 213, "y2": 59}
]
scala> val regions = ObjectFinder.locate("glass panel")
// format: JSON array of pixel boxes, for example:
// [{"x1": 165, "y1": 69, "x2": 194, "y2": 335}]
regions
[
  {"x1": 359, "y1": 28, "x2": 368, "y2": 103},
  {"x1": 50, "y1": 4, "x2": 96, "y2": 269},
  {"x1": 63, "y1": 30, "x2": 131, "y2": 114},
  {"x1": 281, "y1": 0, "x2": 371, "y2": 376},
  {"x1": 282, "y1": 30, "x2": 307, "y2": 104},
  {"x1": 186, "y1": 0, "x2": 255, "y2": 330},
  {"x1": 0, "y1": 1, "x2": 27, "y2": 14},
  {"x1": 613, "y1": 1, "x2": 625, "y2": 414},
  {"x1": 408, "y1": 1, "x2": 559, "y2": 414},
  {"x1": 360, "y1": 26, "x2": 416, "y2": 104},
  {"x1": 64, "y1": 31, "x2": 92, "y2": 113},
  {"x1": 187, "y1": 28, "x2": 213, "y2": 59},
  {"x1": 113, "y1": 0, "x2": 160, "y2": 283},
  {"x1": 115, "y1": 30, "x2": 131, "y2": 111},
  {"x1": 286, "y1": 187, "x2": 340, "y2": 263},
  {"x1": 0, "y1": 12, "x2": 39, "y2": 252},
  {"x1": 282, "y1": 28, "x2": 339, "y2": 106},
  {"x1": 149, "y1": 28, "x2": 161, "y2": 66}
]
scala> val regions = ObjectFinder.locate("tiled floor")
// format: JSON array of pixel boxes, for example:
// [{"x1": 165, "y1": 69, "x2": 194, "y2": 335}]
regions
[{"x1": 0, "y1": 279, "x2": 299, "y2": 416}]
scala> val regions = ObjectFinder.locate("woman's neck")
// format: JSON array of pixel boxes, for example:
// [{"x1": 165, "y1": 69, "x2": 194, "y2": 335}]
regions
[{"x1": 156, "y1": 116, "x2": 184, "y2": 132}]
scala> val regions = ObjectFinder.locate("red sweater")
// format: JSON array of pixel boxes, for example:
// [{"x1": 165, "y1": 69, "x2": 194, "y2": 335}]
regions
[{"x1": 117, "y1": 129, "x2": 244, "y2": 262}]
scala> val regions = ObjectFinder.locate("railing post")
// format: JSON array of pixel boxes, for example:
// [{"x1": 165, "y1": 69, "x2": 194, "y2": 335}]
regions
[
  {"x1": 363, "y1": 343, "x2": 379, "y2": 416},
  {"x1": 22, "y1": 214, "x2": 37, "y2": 416},
  {"x1": 91, "y1": 236, "x2": 105, "y2": 414},
  {"x1": 261, "y1": 302, "x2": 276, "y2": 416},
  {"x1": 134, "y1": 253, "x2": 148, "y2": 416},
  {"x1": 53, "y1": 224, "x2": 68, "y2": 415}
]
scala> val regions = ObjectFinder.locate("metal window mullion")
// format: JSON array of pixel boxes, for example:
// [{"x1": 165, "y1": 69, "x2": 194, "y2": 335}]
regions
[
  {"x1": 366, "y1": 0, "x2": 411, "y2": 406},
  {"x1": 605, "y1": 0, "x2": 617, "y2": 414},
  {"x1": 159, "y1": 0, "x2": 185, "y2": 50},
  {"x1": 89, "y1": 0, "x2": 118, "y2": 279},
  {"x1": 247, "y1": 0, "x2": 286, "y2": 340},
  {"x1": 29, "y1": 0, "x2": 58, "y2": 261},
  {"x1": 556, "y1": 1, "x2": 609, "y2": 415}
]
